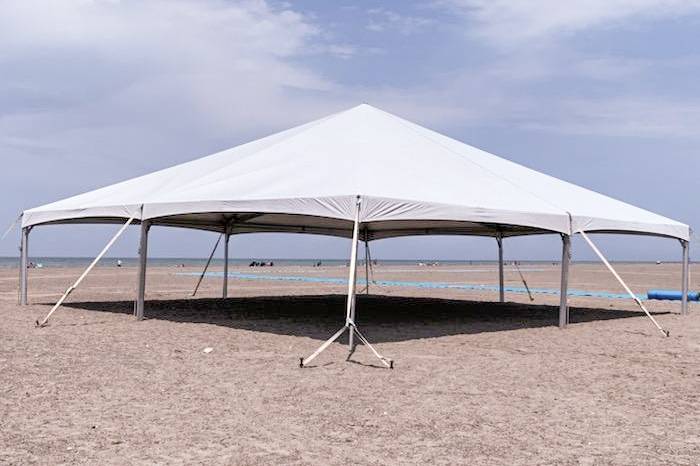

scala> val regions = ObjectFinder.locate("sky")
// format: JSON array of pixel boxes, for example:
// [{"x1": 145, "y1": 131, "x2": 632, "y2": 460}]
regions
[{"x1": 1, "y1": 0, "x2": 699, "y2": 262}]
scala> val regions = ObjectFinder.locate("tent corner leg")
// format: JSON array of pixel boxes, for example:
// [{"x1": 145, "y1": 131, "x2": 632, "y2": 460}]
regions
[
  {"x1": 19, "y1": 226, "x2": 30, "y2": 306},
  {"x1": 559, "y1": 234, "x2": 571, "y2": 328},
  {"x1": 135, "y1": 221, "x2": 150, "y2": 320},
  {"x1": 496, "y1": 234, "x2": 504, "y2": 303},
  {"x1": 223, "y1": 233, "x2": 230, "y2": 299},
  {"x1": 681, "y1": 239, "x2": 689, "y2": 316}
]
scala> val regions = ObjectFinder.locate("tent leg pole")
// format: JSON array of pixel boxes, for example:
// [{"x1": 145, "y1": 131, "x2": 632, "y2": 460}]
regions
[
  {"x1": 496, "y1": 234, "x2": 504, "y2": 303},
  {"x1": 347, "y1": 202, "x2": 361, "y2": 352},
  {"x1": 19, "y1": 227, "x2": 30, "y2": 305},
  {"x1": 300, "y1": 197, "x2": 361, "y2": 366},
  {"x1": 364, "y1": 239, "x2": 370, "y2": 295},
  {"x1": 681, "y1": 240, "x2": 689, "y2": 316},
  {"x1": 223, "y1": 234, "x2": 230, "y2": 299},
  {"x1": 300, "y1": 197, "x2": 391, "y2": 368},
  {"x1": 135, "y1": 221, "x2": 150, "y2": 320},
  {"x1": 559, "y1": 234, "x2": 571, "y2": 328}
]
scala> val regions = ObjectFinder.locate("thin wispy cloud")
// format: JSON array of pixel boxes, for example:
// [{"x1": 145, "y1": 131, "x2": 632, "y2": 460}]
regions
[
  {"x1": 389, "y1": 0, "x2": 700, "y2": 139},
  {"x1": 365, "y1": 8, "x2": 434, "y2": 35},
  {"x1": 440, "y1": 0, "x2": 700, "y2": 46}
]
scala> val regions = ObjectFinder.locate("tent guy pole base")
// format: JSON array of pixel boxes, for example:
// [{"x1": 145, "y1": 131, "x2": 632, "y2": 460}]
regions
[{"x1": 299, "y1": 322, "x2": 393, "y2": 369}]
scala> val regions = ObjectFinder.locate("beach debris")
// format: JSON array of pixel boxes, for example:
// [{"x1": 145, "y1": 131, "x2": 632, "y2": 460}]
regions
[{"x1": 203, "y1": 347, "x2": 214, "y2": 353}]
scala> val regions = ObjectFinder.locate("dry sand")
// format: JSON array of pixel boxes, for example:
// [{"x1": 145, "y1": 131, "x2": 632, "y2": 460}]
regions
[{"x1": 1, "y1": 262, "x2": 699, "y2": 465}]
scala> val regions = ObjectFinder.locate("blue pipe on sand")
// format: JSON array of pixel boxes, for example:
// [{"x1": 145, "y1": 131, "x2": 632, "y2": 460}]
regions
[{"x1": 647, "y1": 290, "x2": 700, "y2": 301}]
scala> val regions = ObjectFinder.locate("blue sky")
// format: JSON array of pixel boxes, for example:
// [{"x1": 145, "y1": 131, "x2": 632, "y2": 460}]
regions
[{"x1": 1, "y1": 0, "x2": 699, "y2": 261}]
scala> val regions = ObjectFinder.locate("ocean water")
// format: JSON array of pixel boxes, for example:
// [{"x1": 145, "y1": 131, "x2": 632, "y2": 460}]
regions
[
  {"x1": 0, "y1": 257, "x2": 523, "y2": 269},
  {"x1": 0, "y1": 256, "x2": 675, "y2": 269}
]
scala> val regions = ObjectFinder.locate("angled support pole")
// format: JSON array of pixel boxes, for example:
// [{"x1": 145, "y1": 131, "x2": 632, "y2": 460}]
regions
[
  {"x1": 19, "y1": 226, "x2": 30, "y2": 305},
  {"x1": 580, "y1": 231, "x2": 669, "y2": 337},
  {"x1": 191, "y1": 234, "x2": 222, "y2": 297},
  {"x1": 496, "y1": 233, "x2": 504, "y2": 303},
  {"x1": 681, "y1": 239, "x2": 689, "y2": 316},
  {"x1": 135, "y1": 219, "x2": 150, "y2": 320},
  {"x1": 514, "y1": 262, "x2": 534, "y2": 301},
  {"x1": 300, "y1": 196, "x2": 393, "y2": 369},
  {"x1": 559, "y1": 234, "x2": 571, "y2": 328},
  {"x1": 36, "y1": 215, "x2": 136, "y2": 327}
]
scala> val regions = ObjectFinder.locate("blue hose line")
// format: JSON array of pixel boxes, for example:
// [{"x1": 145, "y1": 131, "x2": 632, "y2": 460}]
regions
[
  {"x1": 647, "y1": 289, "x2": 700, "y2": 301},
  {"x1": 178, "y1": 271, "x2": 654, "y2": 301}
]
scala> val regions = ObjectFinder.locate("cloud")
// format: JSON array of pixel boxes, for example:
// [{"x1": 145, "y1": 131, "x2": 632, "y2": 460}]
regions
[
  {"x1": 383, "y1": 0, "x2": 700, "y2": 139},
  {"x1": 440, "y1": 0, "x2": 700, "y2": 47},
  {"x1": 366, "y1": 8, "x2": 434, "y2": 35},
  {"x1": 0, "y1": 0, "x2": 348, "y2": 150},
  {"x1": 524, "y1": 96, "x2": 700, "y2": 138}
]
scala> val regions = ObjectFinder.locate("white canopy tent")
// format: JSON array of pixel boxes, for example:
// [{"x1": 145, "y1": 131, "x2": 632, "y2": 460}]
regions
[{"x1": 19, "y1": 104, "x2": 691, "y2": 363}]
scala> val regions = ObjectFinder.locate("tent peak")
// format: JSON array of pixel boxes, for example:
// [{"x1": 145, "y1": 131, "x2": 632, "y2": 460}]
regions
[{"x1": 340, "y1": 103, "x2": 385, "y2": 114}]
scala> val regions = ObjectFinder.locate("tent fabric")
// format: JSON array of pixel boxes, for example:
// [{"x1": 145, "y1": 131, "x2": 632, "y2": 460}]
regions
[{"x1": 21, "y1": 104, "x2": 689, "y2": 241}]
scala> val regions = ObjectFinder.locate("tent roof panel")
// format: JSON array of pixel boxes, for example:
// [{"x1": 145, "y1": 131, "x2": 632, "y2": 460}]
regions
[{"x1": 22, "y1": 104, "x2": 689, "y2": 241}]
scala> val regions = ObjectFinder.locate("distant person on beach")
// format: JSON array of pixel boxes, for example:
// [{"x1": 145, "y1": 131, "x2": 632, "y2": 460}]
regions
[{"x1": 116, "y1": 259, "x2": 122, "y2": 267}]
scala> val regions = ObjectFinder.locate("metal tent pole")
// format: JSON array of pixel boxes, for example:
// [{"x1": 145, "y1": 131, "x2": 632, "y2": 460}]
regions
[
  {"x1": 513, "y1": 262, "x2": 534, "y2": 301},
  {"x1": 347, "y1": 203, "x2": 361, "y2": 352},
  {"x1": 135, "y1": 220, "x2": 150, "y2": 320},
  {"x1": 19, "y1": 226, "x2": 30, "y2": 305},
  {"x1": 36, "y1": 216, "x2": 136, "y2": 327},
  {"x1": 364, "y1": 238, "x2": 370, "y2": 295},
  {"x1": 300, "y1": 197, "x2": 392, "y2": 369},
  {"x1": 223, "y1": 233, "x2": 230, "y2": 299},
  {"x1": 580, "y1": 231, "x2": 669, "y2": 337},
  {"x1": 559, "y1": 234, "x2": 571, "y2": 328},
  {"x1": 681, "y1": 240, "x2": 689, "y2": 316},
  {"x1": 496, "y1": 234, "x2": 504, "y2": 303},
  {"x1": 191, "y1": 234, "x2": 222, "y2": 297}
]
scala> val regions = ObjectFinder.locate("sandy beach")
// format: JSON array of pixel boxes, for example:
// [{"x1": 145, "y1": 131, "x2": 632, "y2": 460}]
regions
[{"x1": 2, "y1": 262, "x2": 699, "y2": 465}]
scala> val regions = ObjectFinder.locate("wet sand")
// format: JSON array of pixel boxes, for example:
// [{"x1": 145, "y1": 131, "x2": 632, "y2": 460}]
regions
[{"x1": 1, "y1": 262, "x2": 699, "y2": 465}]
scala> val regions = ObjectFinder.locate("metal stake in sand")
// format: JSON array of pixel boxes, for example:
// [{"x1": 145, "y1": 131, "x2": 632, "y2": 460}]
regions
[
  {"x1": 300, "y1": 196, "x2": 393, "y2": 369},
  {"x1": 36, "y1": 215, "x2": 137, "y2": 327},
  {"x1": 579, "y1": 231, "x2": 669, "y2": 337},
  {"x1": 191, "y1": 234, "x2": 222, "y2": 297}
]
